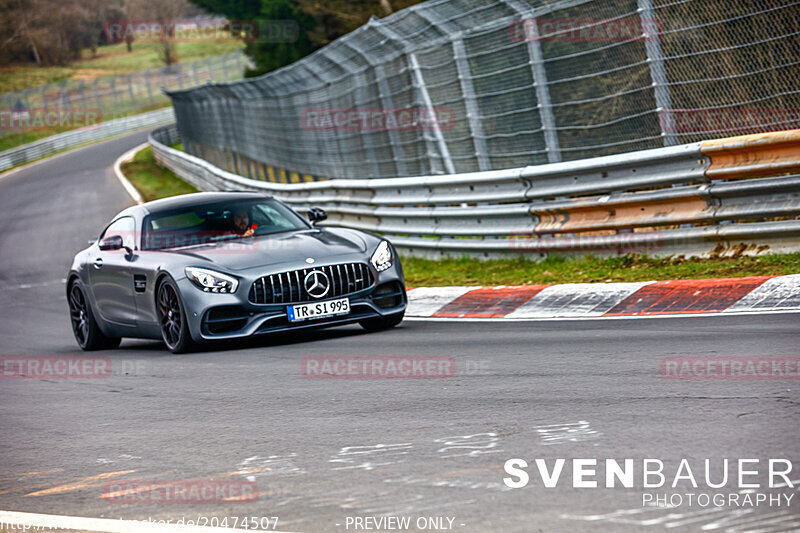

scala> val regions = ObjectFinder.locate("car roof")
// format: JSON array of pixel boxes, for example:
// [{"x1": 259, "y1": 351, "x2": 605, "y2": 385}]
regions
[{"x1": 125, "y1": 191, "x2": 273, "y2": 217}]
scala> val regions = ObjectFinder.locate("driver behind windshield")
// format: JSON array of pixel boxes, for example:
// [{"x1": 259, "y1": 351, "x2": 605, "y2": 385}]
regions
[{"x1": 230, "y1": 209, "x2": 256, "y2": 237}]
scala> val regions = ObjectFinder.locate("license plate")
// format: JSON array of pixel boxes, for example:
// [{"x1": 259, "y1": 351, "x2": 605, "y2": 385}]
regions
[{"x1": 288, "y1": 298, "x2": 350, "y2": 322}]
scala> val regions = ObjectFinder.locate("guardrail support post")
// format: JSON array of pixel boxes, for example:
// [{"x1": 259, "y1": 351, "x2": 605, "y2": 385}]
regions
[
  {"x1": 638, "y1": 0, "x2": 677, "y2": 147},
  {"x1": 502, "y1": 0, "x2": 562, "y2": 163},
  {"x1": 375, "y1": 64, "x2": 410, "y2": 176},
  {"x1": 414, "y1": 8, "x2": 491, "y2": 172},
  {"x1": 353, "y1": 72, "x2": 382, "y2": 178},
  {"x1": 525, "y1": 20, "x2": 561, "y2": 163},
  {"x1": 110, "y1": 75, "x2": 118, "y2": 113},
  {"x1": 370, "y1": 18, "x2": 455, "y2": 174},
  {"x1": 409, "y1": 52, "x2": 456, "y2": 175},
  {"x1": 145, "y1": 72, "x2": 154, "y2": 105},
  {"x1": 452, "y1": 37, "x2": 491, "y2": 171},
  {"x1": 345, "y1": 38, "x2": 410, "y2": 177},
  {"x1": 127, "y1": 74, "x2": 136, "y2": 106},
  {"x1": 93, "y1": 79, "x2": 102, "y2": 113},
  {"x1": 41, "y1": 84, "x2": 49, "y2": 114}
]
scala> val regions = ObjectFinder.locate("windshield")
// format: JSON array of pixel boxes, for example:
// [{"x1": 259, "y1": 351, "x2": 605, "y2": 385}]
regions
[{"x1": 142, "y1": 198, "x2": 309, "y2": 250}]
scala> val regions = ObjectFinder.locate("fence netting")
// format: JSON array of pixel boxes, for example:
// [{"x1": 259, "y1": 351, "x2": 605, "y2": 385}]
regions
[{"x1": 166, "y1": 0, "x2": 800, "y2": 180}]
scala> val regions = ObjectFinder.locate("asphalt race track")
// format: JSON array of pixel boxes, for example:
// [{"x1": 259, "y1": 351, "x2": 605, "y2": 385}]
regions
[{"x1": 0, "y1": 131, "x2": 799, "y2": 532}]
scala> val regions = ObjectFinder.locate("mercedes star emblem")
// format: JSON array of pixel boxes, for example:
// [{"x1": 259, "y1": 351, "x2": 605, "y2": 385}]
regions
[{"x1": 304, "y1": 270, "x2": 331, "y2": 299}]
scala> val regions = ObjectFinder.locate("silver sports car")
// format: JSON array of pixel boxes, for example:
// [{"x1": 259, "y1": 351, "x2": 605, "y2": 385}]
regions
[{"x1": 67, "y1": 192, "x2": 406, "y2": 353}]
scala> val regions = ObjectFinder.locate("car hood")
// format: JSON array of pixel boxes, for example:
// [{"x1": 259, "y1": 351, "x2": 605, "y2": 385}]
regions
[{"x1": 159, "y1": 228, "x2": 370, "y2": 271}]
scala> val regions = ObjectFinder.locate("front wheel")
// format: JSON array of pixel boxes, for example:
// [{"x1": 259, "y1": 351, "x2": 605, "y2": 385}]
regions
[
  {"x1": 359, "y1": 312, "x2": 404, "y2": 332},
  {"x1": 156, "y1": 277, "x2": 196, "y2": 353},
  {"x1": 68, "y1": 280, "x2": 121, "y2": 351}
]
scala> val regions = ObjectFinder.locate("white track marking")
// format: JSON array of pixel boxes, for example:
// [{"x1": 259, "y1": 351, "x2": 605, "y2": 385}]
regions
[
  {"x1": 505, "y1": 281, "x2": 654, "y2": 318},
  {"x1": 724, "y1": 274, "x2": 800, "y2": 312},
  {"x1": 405, "y1": 286, "x2": 480, "y2": 317},
  {"x1": 7, "y1": 278, "x2": 67, "y2": 290},
  {"x1": 113, "y1": 143, "x2": 148, "y2": 205},
  {"x1": 0, "y1": 510, "x2": 303, "y2": 533}
]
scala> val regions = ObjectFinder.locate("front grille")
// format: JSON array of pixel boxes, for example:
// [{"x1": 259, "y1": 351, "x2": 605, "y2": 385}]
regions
[{"x1": 249, "y1": 263, "x2": 374, "y2": 305}]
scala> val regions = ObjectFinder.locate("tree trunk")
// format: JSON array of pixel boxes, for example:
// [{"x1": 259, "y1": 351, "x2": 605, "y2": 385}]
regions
[{"x1": 30, "y1": 42, "x2": 41, "y2": 65}]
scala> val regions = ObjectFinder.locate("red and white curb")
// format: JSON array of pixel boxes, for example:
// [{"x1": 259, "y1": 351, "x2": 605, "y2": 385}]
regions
[
  {"x1": 405, "y1": 274, "x2": 800, "y2": 320},
  {"x1": 113, "y1": 142, "x2": 148, "y2": 205}
]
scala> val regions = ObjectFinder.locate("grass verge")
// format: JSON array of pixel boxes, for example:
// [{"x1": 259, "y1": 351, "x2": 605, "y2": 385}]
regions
[
  {"x1": 120, "y1": 145, "x2": 197, "y2": 202},
  {"x1": 0, "y1": 41, "x2": 244, "y2": 93},
  {"x1": 403, "y1": 253, "x2": 800, "y2": 286},
  {"x1": 126, "y1": 147, "x2": 800, "y2": 285}
]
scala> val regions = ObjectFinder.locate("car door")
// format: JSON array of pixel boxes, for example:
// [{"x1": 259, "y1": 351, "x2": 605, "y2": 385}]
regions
[{"x1": 88, "y1": 216, "x2": 137, "y2": 326}]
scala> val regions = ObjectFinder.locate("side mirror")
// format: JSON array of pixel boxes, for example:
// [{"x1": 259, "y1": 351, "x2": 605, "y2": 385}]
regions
[
  {"x1": 307, "y1": 207, "x2": 328, "y2": 225},
  {"x1": 99, "y1": 235, "x2": 123, "y2": 251},
  {"x1": 99, "y1": 235, "x2": 133, "y2": 256}
]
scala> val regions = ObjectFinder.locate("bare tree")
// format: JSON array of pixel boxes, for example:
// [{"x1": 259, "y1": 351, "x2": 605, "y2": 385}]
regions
[{"x1": 122, "y1": 0, "x2": 198, "y2": 66}]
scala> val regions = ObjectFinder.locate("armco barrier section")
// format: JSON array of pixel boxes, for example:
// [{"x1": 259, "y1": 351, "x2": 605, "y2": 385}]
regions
[
  {"x1": 150, "y1": 125, "x2": 800, "y2": 259},
  {"x1": 0, "y1": 108, "x2": 174, "y2": 172}
]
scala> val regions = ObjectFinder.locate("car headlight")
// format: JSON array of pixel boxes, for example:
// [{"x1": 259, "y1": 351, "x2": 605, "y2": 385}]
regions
[
  {"x1": 185, "y1": 267, "x2": 238, "y2": 293},
  {"x1": 370, "y1": 240, "x2": 393, "y2": 272}
]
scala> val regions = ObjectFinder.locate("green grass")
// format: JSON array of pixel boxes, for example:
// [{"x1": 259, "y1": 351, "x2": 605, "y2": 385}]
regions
[
  {"x1": 121, "y1": 146, "x2": 197, "y2": 201},
  {"x1": 0, "y1": 40, "x2": 244, "y2": 93},
  {"x1": 0, "y1": 39, "x2": 244, "y2": 155},
  {"x1": 402, "y1": 253, "x2": 800, "y2": 286},
  {"x1": 123, "y1": 146, "x2": 800, "y2": 286},
  {"x1": 70, "y1": 40, "x2": 243, "y2": 73}
]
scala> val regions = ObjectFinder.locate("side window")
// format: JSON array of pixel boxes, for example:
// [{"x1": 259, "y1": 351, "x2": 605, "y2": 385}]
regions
[{"x1": 100, "y1": 217, "x2": 136, "y2": 249}]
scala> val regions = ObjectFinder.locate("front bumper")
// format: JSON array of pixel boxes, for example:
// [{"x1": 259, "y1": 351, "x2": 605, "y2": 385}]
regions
[{"x1": 176, "y1": 259, "x2": 406, "y2": 342}]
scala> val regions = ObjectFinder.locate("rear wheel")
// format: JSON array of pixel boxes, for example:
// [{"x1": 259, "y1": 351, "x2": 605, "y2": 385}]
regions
[
  {"x1": 359, "y1": 312, "x2": 404, "y2": 332},
  {"x1": 156, "y1": 277, "x2": 195, "y2": 353},
  {"x1": 68, "y1": 280, "x2": 121, "y2": 351}
]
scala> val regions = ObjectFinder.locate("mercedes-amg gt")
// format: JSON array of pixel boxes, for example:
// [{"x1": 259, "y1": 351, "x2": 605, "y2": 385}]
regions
[{"x1": 67, "y1": 192, "x2": 406, "y2": 352}]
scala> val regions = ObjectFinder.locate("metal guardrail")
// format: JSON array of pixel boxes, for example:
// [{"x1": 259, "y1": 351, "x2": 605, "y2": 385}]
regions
[
  {"x1": 149, "y1": 124, "x2": 800, "y2": 259},
  {"x1": 0, "y1": 108, "x2": 175, "y2": 172}
]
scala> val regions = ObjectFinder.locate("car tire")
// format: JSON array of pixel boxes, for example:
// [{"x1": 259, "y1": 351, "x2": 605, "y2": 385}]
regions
[
  {"x1": 359, "y1": 312, "x2": 404, "y2": 332},
  {"x1": 156, "y1": 277, "x2": 196, "y2": 354},
  {"x1": 68, "y1": 280, "x2": 122, "y2": 351}
]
